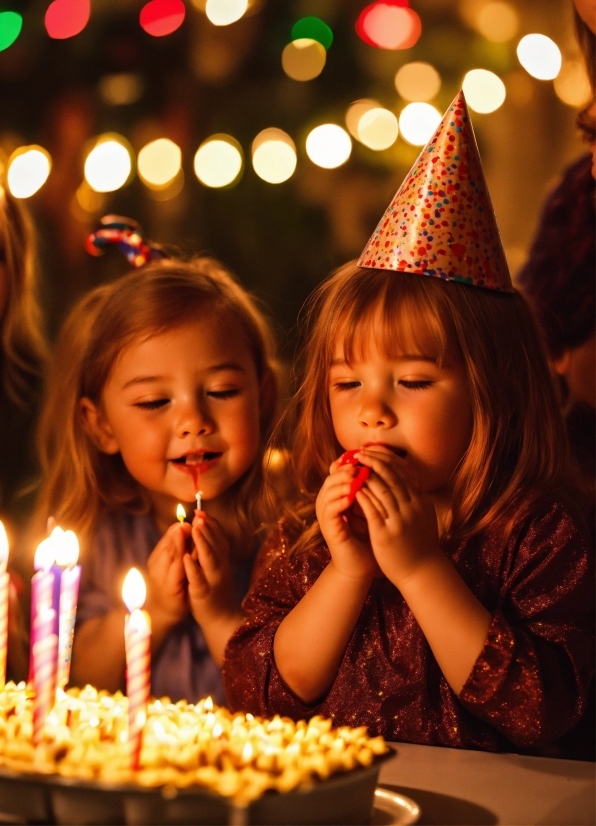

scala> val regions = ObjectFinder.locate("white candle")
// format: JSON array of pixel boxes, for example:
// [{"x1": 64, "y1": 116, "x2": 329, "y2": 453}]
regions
[
  {"x1": 122, "y1": 568, "x2": 151, "y2": 770},
  {"x1": 56, "y1": 530, "x2": 81, "y2": 689}
]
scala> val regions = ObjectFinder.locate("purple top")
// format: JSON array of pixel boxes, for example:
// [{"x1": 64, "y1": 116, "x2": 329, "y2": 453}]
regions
[{"x1": 76, "y1": 510, "x2": 251, "y2": 704}]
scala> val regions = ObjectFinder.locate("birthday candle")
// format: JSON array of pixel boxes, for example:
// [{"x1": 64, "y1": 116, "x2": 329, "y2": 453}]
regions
[
  {"x1": 28, "y1": 535, "x2": 56, "y2": 685},
  {"x1": 122, "y1": 568, "x2": 151, "y2": 770},
  {"x1": 176, "y1": 503, "x2": 186, "y2": 523},
  {"x1": 32, "y1": 604, "x2": 58, "y2": 744},
  {"x1": 49, "y1": 526, "x2": 66, "y2": 637},
  {"x1": 56, "y1": 530, "x2": 81, "y2": 689},
  {"x1": 0, "y1": 522, "x2": 9, "y2": 690}
]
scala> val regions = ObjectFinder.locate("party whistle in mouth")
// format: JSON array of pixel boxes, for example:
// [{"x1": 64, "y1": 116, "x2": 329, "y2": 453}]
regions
[{"x1": 338, "y1": 450, "x2": 370, "y2": 508}]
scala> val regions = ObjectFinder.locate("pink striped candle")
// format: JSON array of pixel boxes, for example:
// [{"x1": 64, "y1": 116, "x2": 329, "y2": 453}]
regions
[
  {"x1": 32, "y1": 604, "x2": 58, "y2": 744},
  {"x1": 0, "y1": 522, "x2": 9, "y2": 689},
  {"x1": 28, "y1": 536, "x2": 57, "y2": 685},
  {"x1": 122, "y1": 568, "x2": 151, "y2": 770},
  {"x1": 56, "y1": 531, "x2": 81, "y2": 689}
]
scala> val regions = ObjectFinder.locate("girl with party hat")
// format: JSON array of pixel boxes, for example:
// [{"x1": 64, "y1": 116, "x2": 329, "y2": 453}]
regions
[{"x1": 223, "y1": 92, "x2": 594, "y2": 754}]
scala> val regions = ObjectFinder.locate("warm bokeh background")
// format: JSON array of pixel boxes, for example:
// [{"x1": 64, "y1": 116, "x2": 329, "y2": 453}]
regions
[{"x1": 0, "y1": 0, "x2": 590, "y2": 349}]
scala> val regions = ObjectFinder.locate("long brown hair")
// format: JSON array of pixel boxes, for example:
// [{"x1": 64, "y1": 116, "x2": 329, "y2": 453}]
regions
[
  {"x1": 35, "y1": 258, "x2": 279, "y2": 553},
  {"x1": 0, "y1": 188, "x2": 48, "y2": 410},
  {"x1": 282, "y1": 262, "x2": 574, "y2": 555}
]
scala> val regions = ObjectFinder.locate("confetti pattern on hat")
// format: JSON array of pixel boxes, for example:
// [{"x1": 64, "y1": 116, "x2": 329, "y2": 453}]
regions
[{"x1": 358, "y1": 90, "x2": 513, "y2": 292}]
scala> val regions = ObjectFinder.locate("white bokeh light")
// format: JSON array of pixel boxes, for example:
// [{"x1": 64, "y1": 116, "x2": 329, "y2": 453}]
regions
[
  {"x1": 305, "y1": 124, "x2": 352, "y2": 169},
  {"x1": 462, "y1": 69, "x2": 506, "y2": 113},
  {"x1": 205, "y1": 0, "x2": 248, "y2": 26},
  {"x1": 357, "y1": 108, "x2": 399, "y2": 151},
  {"x1": 345, "y1": 99, "x2": 380, "y2": 139},
  {"x1": 517, "y1": 34, "x2": 562, "y2": 80},
  {"x1": 252, "y1": 128, "x2": 297, "y2": 184},
  {"x1": 193, "y1": 135, "x2": 243, "y2": 187},
  {"x1": 84, "y1": 136, "x2": 133, "y2": 193},
  {"x1": 398, "y1": 103, "x2": 442, "y2": 146},
  {"x1": 138, "y1": 138, "x2": 182, "y2": 188},
  {"x1": 7, "y1": 146, "x2": 51, "y2": 198}
]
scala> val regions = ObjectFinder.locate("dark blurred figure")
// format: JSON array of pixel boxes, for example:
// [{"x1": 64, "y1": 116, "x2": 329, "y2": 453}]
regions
[{"x1": 517, "y1": 1, "x2": 595, "y2": 762}]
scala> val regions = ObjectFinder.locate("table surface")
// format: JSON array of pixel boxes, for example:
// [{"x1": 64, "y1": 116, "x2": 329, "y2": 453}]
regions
[{"x1": 379, "y1": 742, "x2": 595, "y2": 826}]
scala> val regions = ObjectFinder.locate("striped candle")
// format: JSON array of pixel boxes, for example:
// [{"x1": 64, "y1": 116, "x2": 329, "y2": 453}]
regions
[
  {"x1": 122, "y1": 568, "x2": 151, "y2": 770},
  {"x1": 56, "y1": 531, "x2": 81, "y2": 689},
  {"x1": 32, "y1": 604, "x2": 58, "y2": 745},
  {"x1": 28, "y1": 536, "x2": 57, "y2": 685},
  {"x1": 0, "y1": 522, "x2": 9, "y2": 689}
]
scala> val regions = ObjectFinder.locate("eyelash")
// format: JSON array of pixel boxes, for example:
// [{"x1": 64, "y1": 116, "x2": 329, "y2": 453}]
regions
[
  {"x1": 334, "y1": 380, "x2": 432, "y2": 391},
  {"x1": 135, "y1": 399, "x2": 168, "y2": 410},
  {"x1": 134, "y1": 389, "x2": 239, "y2": 409}
]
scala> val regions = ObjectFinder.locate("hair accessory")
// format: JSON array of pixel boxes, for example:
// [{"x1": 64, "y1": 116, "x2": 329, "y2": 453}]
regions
[
  {"x1": 358, "y1": 90, "x2": 513, "y2": 292},
  {"x1": 85, "y1": 215, "x2": 167, "y2": 268}
]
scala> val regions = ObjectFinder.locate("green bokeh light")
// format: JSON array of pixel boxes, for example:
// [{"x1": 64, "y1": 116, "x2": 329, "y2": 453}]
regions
[
  {"x1": 291, "y1": 17, "x2": 333, "y2": 50},
  {"x1": 0, "y1": 11, "x2": 22, "y2": 52}
]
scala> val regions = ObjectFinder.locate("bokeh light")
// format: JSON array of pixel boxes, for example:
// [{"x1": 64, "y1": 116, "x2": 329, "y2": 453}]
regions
[
  {"x1": 476, "y1": 2, "x2": 519, "y2": 43},
  {"x1": 357, "y1": 108, "x2": 399, "y2": 150},
  {"x1": 140, "y1": 0, "x2": 186, "y2": 37},
  {"x1": 554, "y1": 60, "x2": 591, "y2": 107},
  {"x1": 356, "y1": 3, "x2": 422, "y2": 50},
  {"x1": 193, "y1": 135, "x2": 243, "y2": 187},
  {"x1": 395, "y1": 62, "x2": 441, "y2": 102},
  {"x1": 399, "y1": 102, "x2": 441, "y2": 146},
  {"x1": 98, "y1": 73, "x2": 144, "y2": 106},
  {"x1": 282, "y1": 38, "x2": 326, "y2": 81},
  {"x1": 305, "y1": 124, "x2": 352, "y2": 169},
  {"x1": 7, "y1": 146, "x2": 51, "y2": 199},
  {"x1": 345, "y1": 99, "x2": 381, "y2": 139},
  {"x1": 75, "y1": 181, "x2": 105, "y2": 214},
  {"x1": 462, "y1": 69, "x2": 506, "y2": 113},
  {"x1": 138, "y1": 138, "x2": 182, "y2": 188},
  {"x1": 84, "y1": 135, "x2": 133, "y2": 193},
  {"x1": 205, "y1": 0, "x2": 248, "y2": 26},
  {"x1": 45, "y1": 0, "x2": 90, "y2": 40},
  {"x1": 0, "y1": 11, "x2": 23, "y2": 52},
  {"x1": 252, "y1": 128, "x2": 297, "y2": 184},
  {"x1": 516, "y1": 34, "x2": 561, "y2": 80},
  {"x1": 291, "y1": 17, "x2": 333, "y2": 50}
]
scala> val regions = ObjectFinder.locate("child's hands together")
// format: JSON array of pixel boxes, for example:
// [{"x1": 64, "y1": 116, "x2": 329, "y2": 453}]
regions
[
  {"x1": 354, "y1": 446, "x2": 441, "y2": 588},
  {"x1": 316, "y1": 457, "x2": 380, "y2": 581},
  {"x1": 147, "y1": 522, "x2": 191, "y2": 627},
  {"x1": 183, "y1": 511, "x2": 237, "y2": 626}
]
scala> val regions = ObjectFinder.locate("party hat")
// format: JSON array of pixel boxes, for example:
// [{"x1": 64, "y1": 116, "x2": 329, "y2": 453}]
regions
[
  {"x1": 86, "y1": 215, "x2": 167, "y2": 268},
  {"x1": 358, "y1": 91, "x2": 513, "y2": 292}
]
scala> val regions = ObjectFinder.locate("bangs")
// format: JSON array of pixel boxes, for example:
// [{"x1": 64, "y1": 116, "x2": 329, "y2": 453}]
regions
[{"x1": 324, "y1": 270, "x2": 453, "y2": 368}]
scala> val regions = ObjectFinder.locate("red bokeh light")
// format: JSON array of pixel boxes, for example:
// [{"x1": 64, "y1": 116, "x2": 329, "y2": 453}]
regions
[
  {"x1": 45, "y1": 0, "x2": 90, "y2": 40},
  {"x1": 356, "y1": 2, "x2": 422, "y2": 50},
  {"x1": 139, "y1": 0, "x2": 186, "y2": 38}
]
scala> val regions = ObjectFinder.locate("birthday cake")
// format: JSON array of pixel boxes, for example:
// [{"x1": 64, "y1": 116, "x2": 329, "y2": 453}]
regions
[{"x1": 0, "y1": 682, "x2": 388, "y2": 808}]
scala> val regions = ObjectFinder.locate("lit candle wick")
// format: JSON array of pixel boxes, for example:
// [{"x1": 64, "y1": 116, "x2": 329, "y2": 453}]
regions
[{"x1": 196, "y1": 490, "x2": 203, "y2": 511}]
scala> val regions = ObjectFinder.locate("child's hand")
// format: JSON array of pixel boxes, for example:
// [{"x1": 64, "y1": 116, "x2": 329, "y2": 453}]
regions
[
  {"x1": 354, "y1": 446, "x2": 441, "y2": 588},
  {"x1": 183, "y1": 511, "x2": 238, "y2": 626},
  {"x1": 146, "y1": 522, "x2": 190, "y2": 627},
  {"x1": 316, "y1": 458, "x2": 380, "y2": 582}
]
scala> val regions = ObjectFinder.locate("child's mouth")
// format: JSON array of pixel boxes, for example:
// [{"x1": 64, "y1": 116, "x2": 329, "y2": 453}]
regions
[{"x1": 172, "y1": 452, "x2": 220, "y2": 466}]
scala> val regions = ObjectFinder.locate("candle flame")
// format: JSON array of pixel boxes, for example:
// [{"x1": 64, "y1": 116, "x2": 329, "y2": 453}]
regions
[
  {"x1": 0, "y1": 521, "x2": 8, "y2": 566},
  {"x1": 122, "y1": 568, "x2": 146, "y2": 612},
  {"x1": 54, "y1": 529, "x2": 79, "y2": 567},
  {"x1": 176, "y1": 503, "x2": 186, "y2": 522},
  {"x1": 242, "y1": 741, "x2": 253, "y2": 761},
  {"x1": 204, "y1": 696, "x2": 213, "y2": 712},
  {"x1": 34, "y1": 536, "x2": 57, "y2": 571}
]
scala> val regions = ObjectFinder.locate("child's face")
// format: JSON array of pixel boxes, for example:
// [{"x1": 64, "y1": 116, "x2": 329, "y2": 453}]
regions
[
  {"x1": 89, "y1": 318, "x2": 262, "y2": 519},
  {"x1": 328, "y1": 332, "x2": 473, "y2": 506}
]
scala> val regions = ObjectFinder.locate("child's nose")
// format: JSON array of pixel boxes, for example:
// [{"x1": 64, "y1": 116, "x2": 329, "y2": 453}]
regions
[
  {"x1": 358, "y1": 396, "x2": 397, "y2": 428},
  {"x1": 177, "y1": 401, "x2": 213, "y2": 437}
]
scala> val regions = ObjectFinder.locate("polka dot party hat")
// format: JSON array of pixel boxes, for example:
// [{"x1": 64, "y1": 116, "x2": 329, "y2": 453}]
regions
[{"x1": 358, "y1": 90, "x2": 513, "y2": 292}]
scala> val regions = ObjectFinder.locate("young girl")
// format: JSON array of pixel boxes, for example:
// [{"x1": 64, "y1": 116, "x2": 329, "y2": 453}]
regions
[
  {"x1": 35, "y1": 254, "x2": 278, "y2": 704},
  {"x1": 223, "y1": 93, "x2": 594, "y2": 754}
]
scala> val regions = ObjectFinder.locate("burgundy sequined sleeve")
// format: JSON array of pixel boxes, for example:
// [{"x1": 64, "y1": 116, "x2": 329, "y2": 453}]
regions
[{"x1": 458, "y1": 500, "x2": 594, "y2": 747}]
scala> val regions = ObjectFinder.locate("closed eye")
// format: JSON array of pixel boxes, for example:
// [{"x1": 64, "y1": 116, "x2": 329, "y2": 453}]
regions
[
  {"x1": 135, "y1": 399, "x2": 169, "y2": 410},
  {"x1": 334, "y1": 381, "x2": 361, "y2": 391},
  {"x1": 399, "y1": 380, "x2": 432, "y2": 390},
  {"x1": 208, "y1": 389, "x2": 240, "y2": 399}
]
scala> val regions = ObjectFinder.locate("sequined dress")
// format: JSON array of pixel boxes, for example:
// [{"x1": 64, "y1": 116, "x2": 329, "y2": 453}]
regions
[{"x1": 223, "y1": 494, "x2": 594, "y2": 752}]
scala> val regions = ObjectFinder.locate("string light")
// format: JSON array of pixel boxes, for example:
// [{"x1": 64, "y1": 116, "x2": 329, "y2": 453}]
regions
[
  {"x1": 98, "y1": 73, "x2": 144, "y2": 106},
  {"x1": 193, "y1": 135, "x2": 243, "y2": 187},
  {"x1": 345, "y1": 99, "x2": 381, "y2": 139},
  {"x1": 476, "y1": 2, "x2": 518, "y2": 43},
  {"x1": 205, "y1": 0, "x2": 248, "y2": 26},
  {"x1": 45, "y1": 0, "x2": 90, "y2": 40},
  {"x1": 395, "y1": 62, "x2": 441, "y2": 102},
  {"x1": 356, "y1": 2, "x2": 422, "y2": 50},
  {"x1": 462, "y1": 69, "x2": 506, "y2": 113},
  {"x1": 554, "y1": 60, "x2": 591, "y2": 107},
  {"x1": 305, "y1": 124, "x2": 351, "y2": 169},
  {"x1": 398, "y1": 102, "x2": 441, "y2": 146},
  {"x1": 517, "y1": 34, "x2": 561, "y2": 80},
  {"x1": 252, "y1": 129, "x2": 297, "y2": 184},
  {"x1": 291, "y1": 17, "x2": 333, "y2": 50},
  {"x1": 139, "y1": 0, "x2": 186, "y2": 37},
  {"x1": 138, "y1": 139, "x2": 182, "y2": 188},
  {"x1": 282, "y1": 38, "x2": 326, "y2": 81},
  {"x1": 84, "y1": 135, "x2": 133, "y2": 193},
  {"x1": 0, "y1": 11, "x2": 22, "y2": 52},
  {"x1": 357, "y1": 108, "x2": 399, "y2": 151},
  {"x1": 7, "y1": 146, "x2": 52, "y2": 199}
]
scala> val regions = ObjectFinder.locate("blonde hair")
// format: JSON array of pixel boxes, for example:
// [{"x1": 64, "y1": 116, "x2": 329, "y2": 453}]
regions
[
  {"x1": 283, "y1": 262, "x2": 575, "y2": 555},
  {"x1": 0, "y1": 188, "x2": 48, "y2": 409},
  {"x1": 35, "y1": 258, "x2": 279, "y2": 553}
]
